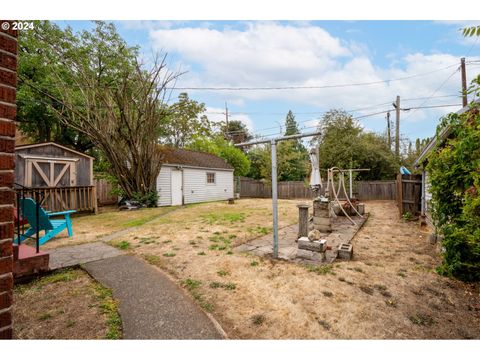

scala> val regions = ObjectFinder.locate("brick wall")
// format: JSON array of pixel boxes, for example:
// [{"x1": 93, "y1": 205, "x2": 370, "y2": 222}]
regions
[{"x1": 0, "y1": 20, "x2": 17, "y2": 340}]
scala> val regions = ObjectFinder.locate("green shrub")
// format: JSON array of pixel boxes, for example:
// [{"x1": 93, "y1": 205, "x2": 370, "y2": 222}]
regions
[{"x1": 426, "y1": 92, "x2": 480, "y2": 281}]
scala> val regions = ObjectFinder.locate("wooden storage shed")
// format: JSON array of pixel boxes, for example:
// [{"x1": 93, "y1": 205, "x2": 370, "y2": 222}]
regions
[{"x1": 15, "y1": 142, "x2": 97, "y2": 212}]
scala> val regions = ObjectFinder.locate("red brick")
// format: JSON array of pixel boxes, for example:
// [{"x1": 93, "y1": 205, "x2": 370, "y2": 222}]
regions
[
  {"x1": 0, "y1": 35, "x2": 17, "y2": 55},
  {"x1": 0, "y1": 326, "x2": 12, "y2": 339},
  {"x1": 0, "y1": 189, "x2": 14, "y2": 205},
  {"x1": 0, "y1": 239, "x2": 12, "y2": 257},
  {"x1": 0, "y1": 207, "x2": 12, "y2": 222},
  {"x1": 0, "y1": 172, "x2": 13, "y2": 188},
  {"x1": 0, "y1": 309, "x2": 11, "y2": 328},
  {"x1": 0, "y1": 139, "x2": 14, "y2": 154},
  {"x1": 0, "y1": 222, "x2": 13, "y2": 239},
  {"x1": 0, "y1": 105, "x2": 16, "y2": 121},
  {"x1": 0, "y1": 69, "x2": 16, "y2": 88},
  {"x1": 0, "y1": 291, "x2": 12, "y2": 312},
  {"x1": 0, "y1": 22, "x2": 18, "y2": 37},
  {"x1": 0, "y1": 86, "x2": 15, "y2": 104},
  {"x1": 0, "y1": 120, "x2": 15, "y2": 136},
  {"x1": 0, "y1": 257, "x2": 12, "y2": 275},
  {"x1": 0, "y1": 53, "x2": 16, "y2": 72},
  {"x1": 0, "y1": 273, "x2": 12, "y2": 293},
  {"x1": 0, "y1": 155, "x2": 13, "y2": 170}
]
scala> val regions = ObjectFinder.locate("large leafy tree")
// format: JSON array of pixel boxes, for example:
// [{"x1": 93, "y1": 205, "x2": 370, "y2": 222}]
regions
[
  {"x1": 17, "y1": 21, "x2": 98, "y2": 152},
  {"x1": 222, "y1": 119, "x2": 253, "y2": 144},
  {"x1": 163, "y1": 92, "x2": 213, "y2": 147},
  {"x1": 311, "y1": 109, "x2": 397, "y2": 180},
  {"x1": 20, "y1": 21, "x2": 179, "y2": 203}
]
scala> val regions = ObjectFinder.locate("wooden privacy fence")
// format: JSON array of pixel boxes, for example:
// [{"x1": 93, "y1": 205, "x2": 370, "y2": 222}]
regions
[
  {"x1": 15, "y1": 186, "x2": 97, "y2": 213},
  {"x1": 95, "y1": 178, "x2": 118, "y2": 206},
  {"x1": 240, "y1": 178, "x2": 396, "y2": 200},
  {"x1": 356, "y1": 180, "x2": 396, "y2": 200},
  {"x1": 396, "y1": 174, "x2": 422, "y2": 216}
]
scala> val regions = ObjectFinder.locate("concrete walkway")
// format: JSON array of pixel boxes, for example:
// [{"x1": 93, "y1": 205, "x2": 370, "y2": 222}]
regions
[
  {"x1": 83, "y1": 255, "x2": 224, "y2": 339},
  {"x1": 48, "y1": 242, "x2": 123, "y2": 270},
  {"x1": 48, "y1": 242, "x2": 224, "y2": 339}
]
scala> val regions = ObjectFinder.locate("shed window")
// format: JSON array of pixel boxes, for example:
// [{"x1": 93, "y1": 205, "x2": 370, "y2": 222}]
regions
[{"x1": 206, "y1": 172, "x2": 216, "y2": 184}]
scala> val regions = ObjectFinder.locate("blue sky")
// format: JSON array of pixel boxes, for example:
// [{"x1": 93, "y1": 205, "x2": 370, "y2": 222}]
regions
[{"x1": 57, "y1": 20, "x2": 480, "y2": 148}]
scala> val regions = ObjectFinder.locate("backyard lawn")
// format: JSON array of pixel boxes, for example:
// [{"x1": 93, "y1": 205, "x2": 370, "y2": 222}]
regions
[
  {"x1": 38, "y1": 199, "x2": 480, "y2": 339},
  {"x1": 13, "y1": 268, "x2": 121, "y2": 339}
]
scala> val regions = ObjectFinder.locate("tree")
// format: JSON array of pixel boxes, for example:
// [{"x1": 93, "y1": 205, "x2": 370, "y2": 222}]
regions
[
  {"x1": 311, "y1": 109, "x2": 397, "y2": 180},
  {"x1": 17, "y1": 21, "x2": 98, "y2": 152},
  {"x1": 188, "y1": 136, "x2": 251, "y2": 176},
  {"x1": 403, "y1": 137, "x2": 430, "y2": 171},
  {"x1": 284, "y1": 110, "x2": 300, "y2": 136},
  {"x1": 163, "y1": 93, "x2": 213, "y2": 147},
  {"x1": 222, "y1": 120, "x2": 253, "y2": 144},
  {"x1": 22, "y1": 21, "x2": 179, "y2": 204}
]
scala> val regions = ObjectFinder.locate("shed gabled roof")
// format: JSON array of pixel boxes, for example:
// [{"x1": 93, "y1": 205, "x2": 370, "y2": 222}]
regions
[
  {"x1": 15, "y1": 142, "x2": 94, "y2": 159},
  {"x1": 158, "y1": 146, "x2": 233, "y2": 170}
]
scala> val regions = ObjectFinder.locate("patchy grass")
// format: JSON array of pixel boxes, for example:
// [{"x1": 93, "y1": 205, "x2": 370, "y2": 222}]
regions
[
  {"x1": 163, "y1": 252, "x2": 176, "y2": 257},
  {"x1": 217, "y1": 270, "x2": 230, "y2": 277},
  {"x1": 305, "y1": 264, "x2": 334, "y2": 275},
  {"x1": 92, "y1": 284, "x2": 122, "y2": 339},
  {"x1": 251, "y1": 314, "x2": 266, "y2": 326},
  {"x1": 93, "y1": 199, "x2": 480, "y2": 339},
  {"x1": 13, "y1": 268, "x2": 121, "y2": 339},
  {"x1": 201, "y1": 212, "x2": 246, "y2": 225},
  {"x1": 409, "y1": 313, "x2": 435, "y2": 327},
  {"x1": 40, "y1": 206, "x2": 176, "y2": 250},
  {"x1": 142, "y1": 254, "x2": 163, "y2": 266},
  {"x1": 107, "y1": 240, "x2": 131, "y2": 250}
]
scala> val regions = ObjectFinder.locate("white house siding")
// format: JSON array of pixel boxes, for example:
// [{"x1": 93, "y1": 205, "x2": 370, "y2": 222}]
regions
[
  {"x1": 156, "y1": 166, "x2": 172, "y2": 206},
  {"x1": 424, "y1": 172, "x2": 433, "y2": 226},
  {"x1": 183, "y1": 168, "x2": 233, "y2": 204}
]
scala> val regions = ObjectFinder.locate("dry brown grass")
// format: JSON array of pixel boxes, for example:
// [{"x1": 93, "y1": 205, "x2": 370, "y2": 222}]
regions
[
  {"x1": 38, "y1": 205, "x2": 176, "y2": 250},
  {"x1": 110, "y1": 199, "x2": 480, "y2": 339},
  {"x1": 13, "y1": 268, "x2": 121, "y2": 339}
]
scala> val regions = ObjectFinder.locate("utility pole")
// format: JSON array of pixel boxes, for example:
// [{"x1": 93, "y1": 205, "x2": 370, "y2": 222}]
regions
[
  {"x1": 394, "y1": 96, "x2": 400, "y2": 158},
  {"x1": 461, "y1": 57, "x2": 468, "y2": 107},
  {"x1": 224, "y1": 102, "x2": 229, "y2": 140},
  {"x1": 386, "y1": 111, "x2": 391, "y2": 149}
]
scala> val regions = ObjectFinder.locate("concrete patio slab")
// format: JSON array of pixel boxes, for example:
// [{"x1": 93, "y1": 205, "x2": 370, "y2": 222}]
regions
[{"x1": 234, "y1": 214, "x2": 368, "y2": 264}]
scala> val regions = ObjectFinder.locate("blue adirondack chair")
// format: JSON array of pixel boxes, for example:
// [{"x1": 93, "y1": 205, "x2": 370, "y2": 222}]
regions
[{"x1": 16, "y1": 198, "x2": 76, "y2": 246}]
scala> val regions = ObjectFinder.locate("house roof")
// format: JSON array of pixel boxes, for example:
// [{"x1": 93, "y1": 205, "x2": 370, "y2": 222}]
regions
[
  {"x1": 159, "y1": 146, "x2": 233, "y2": 171},
  {"x1": 15, "y1": 142, "x2": 94, "y2": 159},
  {"x1": 413, "y1": 100, "x2": 479, "y2": 168}
]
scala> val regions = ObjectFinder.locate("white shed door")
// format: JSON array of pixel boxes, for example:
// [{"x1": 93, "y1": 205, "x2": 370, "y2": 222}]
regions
[{"x1": 171, "y1": 170, "x2": 183, "y2": 206}]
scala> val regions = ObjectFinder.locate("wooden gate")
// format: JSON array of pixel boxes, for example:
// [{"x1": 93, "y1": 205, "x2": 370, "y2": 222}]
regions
[
  {"x1": 396, "y1": 174, "x2": 422, "y2": 216},
  {"x1": 24, "y1": 157, "x2": 78, "y2": 210}
]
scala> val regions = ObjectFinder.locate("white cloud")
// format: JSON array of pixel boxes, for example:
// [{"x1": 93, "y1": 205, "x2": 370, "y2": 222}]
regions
[{"x1": 147, "y1": 22, "x2": 480, "y2": 139}]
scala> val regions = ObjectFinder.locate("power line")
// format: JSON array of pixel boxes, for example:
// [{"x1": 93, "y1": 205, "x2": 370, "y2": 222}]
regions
[
  {"x1": 224, "y1": 102, "x2": 462, "y2": 137},
  {"x1": 402, "y1": 68, "x2": 460, "y2": 121},
  {"x1": 173, "y1": 63, "x2": 460, "y2": 91}
]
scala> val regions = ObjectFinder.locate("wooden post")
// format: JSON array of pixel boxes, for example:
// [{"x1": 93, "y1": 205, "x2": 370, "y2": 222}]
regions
[
  {"x1": 396, "y1": 173, "x2": 403, "y2": 215},
  {"x1": 395, "y1": 95, "x2": 400, "y2": 158},
  {"x1": 461, "y1": 57, "x2": 468, "y2": 107},
  {"x1": 92, "y1": 186, "x2": 98, "y2": 214},
  {"x1": 297, "y1": 204, "x2": 310, "y2": 241}
]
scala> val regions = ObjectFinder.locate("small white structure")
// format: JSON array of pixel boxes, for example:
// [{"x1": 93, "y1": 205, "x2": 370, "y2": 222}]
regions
[{"x1": 156, "y1": 148, "x2": 234, "y2": 206}]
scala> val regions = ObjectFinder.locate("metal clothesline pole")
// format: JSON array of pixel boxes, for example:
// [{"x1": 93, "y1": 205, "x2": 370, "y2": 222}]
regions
[{"x1": 236, "y1": 131, "x2": 322, "y2": 258}]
